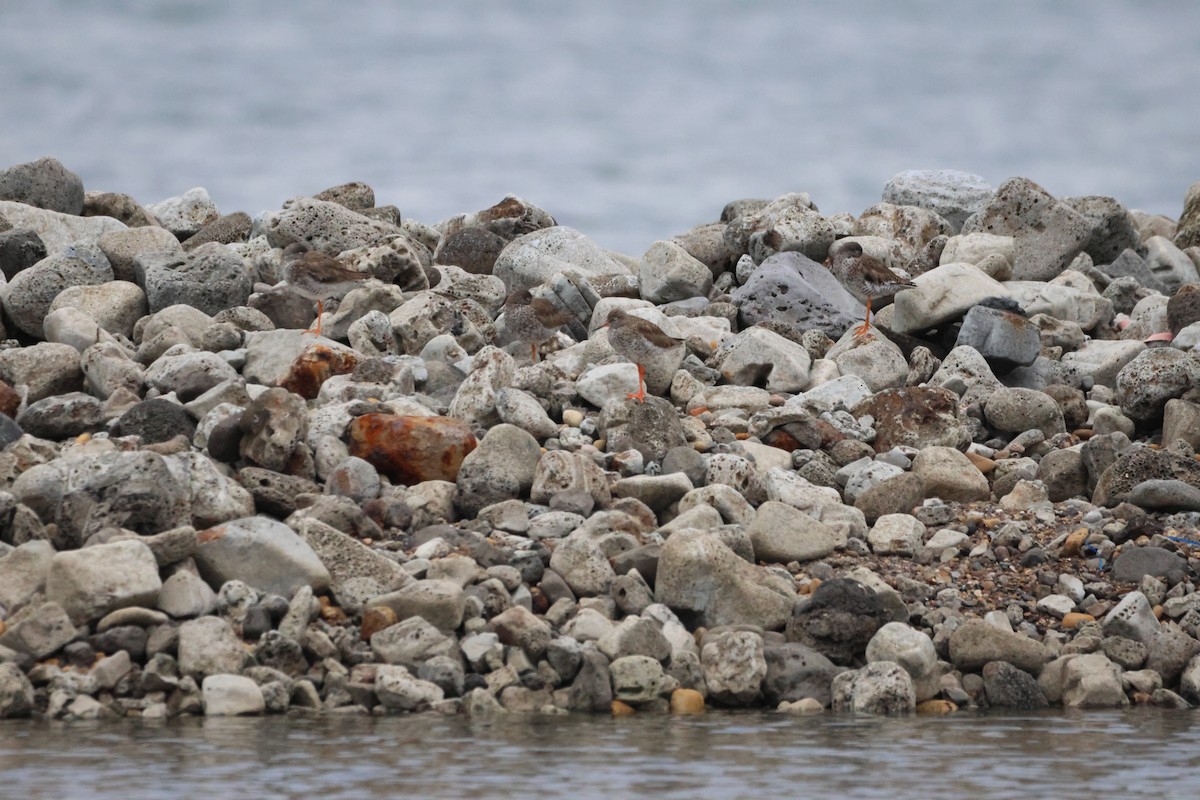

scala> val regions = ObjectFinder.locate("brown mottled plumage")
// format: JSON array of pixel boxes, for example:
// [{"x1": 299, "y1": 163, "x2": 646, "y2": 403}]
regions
[
  {"x1": 603, "y1": 308, "x2": 680, "y2": 403},
  {"x1": 281, "y1": 242, "x2": 371, "y2": 336},
  {"x1": 828, "y1": 241, "x2": 916, "y2": 337},
  {"x1": 503, "y1": 289, "x2": 573, "y2": 361}
]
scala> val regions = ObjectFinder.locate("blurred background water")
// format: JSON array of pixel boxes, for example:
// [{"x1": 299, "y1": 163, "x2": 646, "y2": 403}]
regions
[{"x1": 2, "y1": 1, "x2": 1199, "y2": 255}]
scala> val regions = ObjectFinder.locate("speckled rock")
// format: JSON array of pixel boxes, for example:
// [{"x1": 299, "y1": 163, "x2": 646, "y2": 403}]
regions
[
  {"x1": 453, "y1": 423, "x2": 541, "y2": 516},
  {"x1": 831, "y1": 661, "x2": 916, "y2": 715},
  {"x1": 855, "y1": 387, "x2": 970, "y2": 452},
  {"x1": 955, "y1": 304, "x2": 1041, "y2": 370},
  {"x1": 2, "y1": 245, "x2": 114, "y2": 339},
  {"x1": 195, "y1": 516, "x2": 331, "y2": 597},
  {"x1": 747, "y1": 501, "x2": 845, "y2": 563},
  {"x1": 911, "y1": 447, "x2": 990, "y2": 503},
  {"x1": 889, "y1": 262, "x2": 1009, "y2": 335},
  {"x1": 0, "y1": 157, "x2": 85, "y2": 215},
  {"x1": 0, "y1": 200, "x2": 126, "y2": 255},
  {"x1": 731, "y1": 251, "x2": 863, "y2": 338},
  {"x1": 960, "y1": 177, "x2": 1094, "y2": 280},
  {"x1": 983, "y1": 387, "x2": 1066, "y2": 437},
  {"x1": 948, "y1": 619, "x2": 1052, "y2": 674},
  {"x1": 1115, "y1": 348, "x2": 1200, "y2": 424}
]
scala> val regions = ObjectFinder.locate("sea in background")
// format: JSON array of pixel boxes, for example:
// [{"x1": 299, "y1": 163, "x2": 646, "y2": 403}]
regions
[
  {"x1": 2, "y1": 1, "x2": 1199, "y2": 256},
  {"x1": 4, "y1": 3, "x2": 1200, "y2": 797}
]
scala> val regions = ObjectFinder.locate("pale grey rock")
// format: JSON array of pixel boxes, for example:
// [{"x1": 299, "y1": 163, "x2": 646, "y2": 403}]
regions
[
  {"x1": 889, "y1": 262, "x2": 1009, "y2": 335},
  {"x1": 45, "y1": 540, "x2": 162, "y2": 625},
  {"x1": 866, "y1": 622, "x2": 939, "y2": 701},
  {"x1": 260, "y1": 197, "x2": 402, "y2": 254},
  {"x1": 454, "y1": 423, "x2": 541, "y2": 517},
  {"x1": 882, "y1": 169, "x2": 994, "y2": 231},
  {"x1": 493, "y1": 226, "x2": 631, "y2": 294},
  {"x1": 0, "y1": 200, "x2": 126, "y2": 255},
  {"x1": 0, "y1": 601, "x2": 78, "y2": 659},
  {"x1": 609, "y1": 654, "x2": 666, "y2": 704},
  {"x1": 375, "y1": 664, "x2": 444, "y2": 711},
  {"x1": 178, "y1": 616, "x2": 246, "y2": 679},
  {"x1": 960, "y1": 177, "x2": 1094, "y2": 280},
  {"x1": 371, "y1": 616, "x2": 458, "y2": 668},
  {"x1": 2, "y1": 245, "x2": 114, "y2": 339},
  {"x1": 368, "y1": 580, "x2": 465, "y2": 632},
  {"x1": 827, "y1": 326, "x2": 908, "y2": 392},
  {"x1": 0, "y1": 662, "x2": 35, "y2": 718},
  {"x1": 0, "y1": 341, "x2": 83, "y2": 401},
  {"x1": 866, "y1": 514, "x2": 924, "y2": 557},
  {"x1": 156, "y1": 569, "x2": 218, "y2": 618},
  {"x1": 655, "y1": 529, "x2": 795, "y2": 630},
  {"x1": 911, "y1": 447, "x2": 990, "y2": 503},
  {"x1": 702, "y1": 630, "x2": 766, "y2": 706},
  {"x1": 1102, "y1": 591, "x2": 1161, "y2": 644},
  {"x1": 948, "y1": 619, "x2": 1052, "y2": 674},
  {"x1": 1115, "y1": 348, "x2": 1200, "y2": 423},
  {"x1": 747, "y1": 501, "x2": 845, "y2": 563},
  {"x1": 1062, "y1": 652, "x2": 1129, "y2": 708},
  {"x1": 202, "y1": 674, "x2": 266, "y2": 716},
  {"x1": 983, "y1": 387, "x2": 1067, "y2": 436},
  {"x1": 639, "y1": 240, "x2": 713, "y2": 303},
  {"x1": 98, "y1": 226, "x2": 183, "y2": 282},
  {"x1": 831, "y1": 660, "x2": 916, "y2": 715},
  {"x1": 147, "y1": 187, "x2": 219, "y2": 237},
  {"x1": 1059, "y1": 340, "x2": 1145, "y2": 389},
  {"x1": 195, "y1": 516, "x2": 331, "y2": 597},
  {"x1": 713, "y1": 325, "x2": 812, "y2": 393},
  {"x1": 955, "y1": 304, "x2": 1041, "y2": 369},
  {"x1": 0, "y1": 540, "x2": 55, "y2": 613}
]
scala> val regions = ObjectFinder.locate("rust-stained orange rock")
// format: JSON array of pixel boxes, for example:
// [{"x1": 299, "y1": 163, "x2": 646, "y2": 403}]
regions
[
  {"x1": 1061, "y1": 612, "x2": 1095, "y2": 629},
  {"x1": 611, "y1": 699, "x2": 636, "y2": 716},
  {"x1": 670, "y1": 688, "x2": 705, "y2": 715},
  {"x1": 916, "y1": 699, "x2": 958, "y2": 715},
  {"x1": 318, "y1": 596, "x2": 347, "y2": 624},
  {"x1": 0, "y1": 619, "x2": 6, "y2": 638},
  {"x1": 360, "y1": 605, "x2": 397, "y2": 641},
  {"x1": 348, "y1": 413, "x2": 476, "y2": 485},
  {"x1": 278, "y1": 342, "x2": 359, "y2": 399}
]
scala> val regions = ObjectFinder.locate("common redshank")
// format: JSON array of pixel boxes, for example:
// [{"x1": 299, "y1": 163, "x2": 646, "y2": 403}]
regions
[
  {"x1": 602, "y1": 308, "x2": 680, "y2": 403},
  {"x1": 502, "y1": 289, "x2": 574, "y2": 362},
  {"x1": 828, "y1": 241, "x2": 916, "y2": 337},
  {"x1": 281, "y1": 242, "x2": 371, "y2": 336}
]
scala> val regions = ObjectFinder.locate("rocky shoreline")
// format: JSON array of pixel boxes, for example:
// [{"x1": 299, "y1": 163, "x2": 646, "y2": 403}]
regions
[{"x1": 1, "y1": 158, "x2": 1200, "y2": 720}]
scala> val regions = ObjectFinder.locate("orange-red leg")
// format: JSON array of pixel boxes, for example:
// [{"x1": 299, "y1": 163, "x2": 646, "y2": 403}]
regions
[
  {"x1": 853, "y1": 296, "x2": 873, "y2": 337},
  {"x1": 626, "y1": 363, "x2": 647, "y2": 403},
  {"x1": 304, "y1": 300, "x2": 325, "y2": 336}
]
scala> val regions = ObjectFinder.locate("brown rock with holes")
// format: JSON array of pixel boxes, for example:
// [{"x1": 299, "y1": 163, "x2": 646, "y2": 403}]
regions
[
  {"x1": 0, "y1": 379, "x2": 19, "y2": 418},
  {"x1": 853, "y1": 386, "x2": 970, "y2": 452},
  {"x1": 182, "y1": 212, "x2": 252, "y2": 251},
  {"x1": 1167, "y1": 283, "x2": 1200, "y2": 335},
  {"x1": 434, "y1": 226, "x2": 507, "y2": 274},
  {"x1": 348, "y1": 414, "x2": 476, "y2": 485}
]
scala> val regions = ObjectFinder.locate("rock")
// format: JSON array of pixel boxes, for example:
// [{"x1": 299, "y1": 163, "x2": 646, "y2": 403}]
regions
[
  {"x1": 713, "y1": 325, "x2": 811, "y2": 393},
  {"x1": 655, "y1": 529, "x2": 795, "y2": 630},
  {"x1": 202, "y1": 674, "x2": 266, "y2": 716},
  {"x1": 948, "y1": 619, "x2": 1051, "y2": 674},
  {"x1": 981, "y1": 661, "x2": 1049, "y2": 709},
  {"x1": 761, "y1": 643, "x2": 844, "y2": 707},
  {"x1": 493, "y1": 226, "x2": 630, "y2": 293},
  {"x1": 17, "y1": 392, "x2": 105, "y2": 440},
  {"x1": 371, "y1": 616, "x2": 458, "y2": 669},
  {"x1": 145, "y1": 187, "x2": 219, "y2": 237},
  {"x1": 0, "y1": 157, "x2": 84, "y2": 214},
  {"x1": 1062, "y1": 652, "x2": 1129, "y2": 708},
  {"x1": 889, "y1": 262, "x2": 1009, "y2": 335},
  {"x1": 1110, "y1": 547, "x2": 1187, "y2": 584},
  {"x1": 567, "y1": 645, "x2": 614, "y2": 712},
  {"x1": 0, "y1": 540, "x2": 55, "y2": 613},
  {"x1": 0, "y1": 228, "x2": 47, "y2": 280},
  {"x1": 195, "y1": 516, "x2": 331, "y2": 597},
  {"x1": 670, "y1": 687, "x2": 706, "y2": 714},
  {"x1": 0, "y1": 601, "x2": 78, "y2": 659},
  {"x1": 865, "y1": 622, "x2": 938, "y2": 701},
  {"x1": 786, "y1": 578, "x2": 895, "y2": 665},
  {"x1": 599, "y1": 395, "x2": 689, "y2": 462},
  {"x1": 1115, "y1": 348, "x2": 1200, "y2": 424},
  {"x1": 486, "y1": 606, "x2": 552, "y2": 660},
  {"x1": 1094, "y1": 447, "x2": 1200, "y2": 507},
  {"x1": 1101, "y1": 591, "x2": 1160, "y2": 644},
  {"x1": 955, "y1": 304, "x2": 1041, "y2": 370},
  {"x1": 866, "y1": 514, "x2": 924, "y2": 557},
  {"x1": 177, "y1": 616, "x2": 246, "y2": 679},
  {"x1": 855, "y1": 387, "x2": 971, "y2": 452},
  {"x1": 113, "y1": 398, "x2": 197, "y2": 444},
  {"x1": 831, "y1": 661, "x2": 915, "y2": 715},
  {"x1": 911, "y1": 447, "x2": 990, "y2": 503},
  {"x1": 701, "y1": 630, "x2": 766, "y2": 706},
  {"x1": 747, "y1": 501, "x2": 844, "y2": 563},
  {"x1": 731, "y1": 251, "x2": 862, "y2": 338},
  {"x1": 826, "y1": 326, "x2": 908, "y2": 391},
  {"x1": 137, "y1": 243, "x2": 253, "y2": 316},
  {"x1": 45, "y1": 540, "x2": 162, "y2": 625},
  {"x1": 347, "y1": 414, "x2": 476, "y2": 485},
  {"x1": 0, "y1": 662, "x2": 35, "y2": 718},
  {"x1": 369, "y1": 580, "x2": 465, "y2": 633},
  {"x1": 454, "y1": 423, "x2": 541, "y2": 516},
  {"x1": 157, "y1": 570, "x2": 217, "y2": 618},
  {"x1": 375, "y1": 664, "x2": 444, "y2": 711},
  {"x1": 960, "y1": 177, "x2": 1094, "y2": 280},
  {"x1": 639, "y1": 240, "x2": 713, "y2": 303},
  {"x1": 2, "y1": 245, "x2": 114, "y2": 339},
  {"x1": 183, "y1": 211, "x2": 252, "y2": 251},
  {"x1": 882, "y1": 169, "x2": 994, "y2": 232},
  {"x1": 609, "y1": 655, "x2": 666, "y2": 704},
  {"x1": 983, "y1": 387, "x2": 1066, "y2": 437},
  {"x1": 598, "y1": 615, "x2": 670, "y2": 662},
  {"x1": 0, "y1": 200, "x2": 126, "y2": 255}
]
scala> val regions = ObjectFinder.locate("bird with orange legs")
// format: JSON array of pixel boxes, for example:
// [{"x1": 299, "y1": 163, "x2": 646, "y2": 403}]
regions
[{"x1": 828, "y1": 241, "x2": 916, "y2": 337}]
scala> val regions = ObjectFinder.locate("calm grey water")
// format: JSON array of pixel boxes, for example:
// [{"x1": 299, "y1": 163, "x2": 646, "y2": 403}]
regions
[
  {"x1": 3, "y1": 1, "x2": 1200, "y2": 255},
  {"x1": 2, "y1": 710, "x2": 1200, "y2": 799}
]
